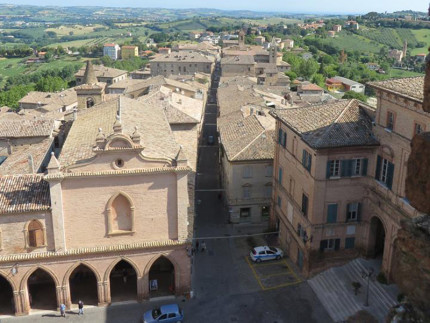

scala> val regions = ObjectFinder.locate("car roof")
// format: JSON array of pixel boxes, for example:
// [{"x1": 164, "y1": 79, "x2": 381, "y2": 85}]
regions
[
  {"x1": 160, "y1": 304, "x2": 180, "y2": 313},
  {"x1": 253, "y1": 246, "x2": 270, "y2": 251}
]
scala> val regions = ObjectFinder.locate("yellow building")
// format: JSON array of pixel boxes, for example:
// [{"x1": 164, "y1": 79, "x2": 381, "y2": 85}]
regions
[{"x1": 121, "y1": 45, "x2": 138, "y2": 59}]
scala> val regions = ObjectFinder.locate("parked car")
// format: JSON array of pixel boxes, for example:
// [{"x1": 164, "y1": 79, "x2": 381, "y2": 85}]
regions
[
  {"x1": 207, "y1": 135, "x2": 215, "y2": 145},
  {"x1": 143, "y1": 304, "x2": 183, "y2": 323},
  {"x1": 250, "y1": 246, "x2": 283, "y2": 263}
]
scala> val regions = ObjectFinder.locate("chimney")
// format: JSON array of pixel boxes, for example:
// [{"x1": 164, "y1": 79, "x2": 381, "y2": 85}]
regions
[
  {"x1": 7, "y1": 141, "x2": 13, "y2": 154},
  {"x1": 73, "y1": 107, "x2": 78, "y2": 120},
  {"x1": 28, "y1": 154, "x2": 34, "y2": 174}
]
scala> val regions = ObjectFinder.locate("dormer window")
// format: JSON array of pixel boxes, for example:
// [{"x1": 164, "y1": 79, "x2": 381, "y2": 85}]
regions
[{"x1": 115, "y1": 159, "x2": 124, "y2": 168}]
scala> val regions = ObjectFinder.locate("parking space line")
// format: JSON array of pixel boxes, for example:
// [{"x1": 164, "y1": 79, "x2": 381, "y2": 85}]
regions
[
  {"x1": 283, "y1": 260, "x2": 302, "y2": 282},
  {"x1": 262, "y1": 280, "x2": 303, "y2": 291},
  {"x1": 245, "y1": 256, "x2": 265, "y2": 290},
  {"x1": 260, "y1": 271, "x2": 293, "y2": 279},
  {"x1": 248, "y1": 259, "x2": 287, "y2": 267}
]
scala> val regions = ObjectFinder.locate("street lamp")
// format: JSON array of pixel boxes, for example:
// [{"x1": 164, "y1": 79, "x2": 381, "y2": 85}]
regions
[{"x1": 361, "y1": 267, "x2": 374, "y2": 307}]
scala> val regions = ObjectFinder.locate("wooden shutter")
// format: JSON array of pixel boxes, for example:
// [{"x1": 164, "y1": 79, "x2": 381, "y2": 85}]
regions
[
  {"x1": 29, "y1": 231, "x2": 37, "y2": 247},
  {"x1": 345, "y1": 203, "x2": 350, "y2": 222},
  {"x1": 326, "y1": 160, "x2": 331, "y2": 179},
  {"x1": 375, "y1": 155, "x2": 382, "y2": 180},
  {"x1": 386, "y1": 162, "x2": 395, "y2": 190},
  {"x1": 278, "y1": 128, "x2": 282, "y2": 144},
  {"x1": 34, "y1": 229, "x2": 44, "y2": 247},
  {"x1": 345, "y1": 237, "x2": 355, "y2": 249},
  {"x1": 327, "y1": 204, "x2": 338, "y2": 223},
  {"x1": 282, "y1": 132, "x2": 287, "y2": 148},
  {"x1": 278, "y1": 167, "x2": 283, "y2": 183},
  {"x1": 302, "y1": 150, "x2": 307, "y2": 167},
  {"x1": 341, "y1": 160, "x2": 351, "y2": 177},
  {"x1": 307, "y1": 154, "x2": 312, "y2": 171},
  {"x1": 361, "y1": 158, "x2": 368, "y2": 176},
  {"x1": 320, "y1": 240, "x2": 328, "y2": 251},
  {"x1": 334, "y1": 238, "x2": 341, "y2": 250}
]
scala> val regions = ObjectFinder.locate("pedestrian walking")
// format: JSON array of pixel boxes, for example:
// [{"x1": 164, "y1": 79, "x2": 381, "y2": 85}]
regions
[
  {"x1": 122, "y1": 268, "x2": 128, "y2": 284},
  {"x1": 60, "y1": 303, "x2": 66, "y2": 318},
  {"x1": 78, "y1": 300, "x2": 84, "y2": 315},
  {"x1": 191, "y1": 247, "x2": 196, "y2": 256},
  {"x1": 195, "y1": 240, "x2": 199, "y2": 253},
  {"x1": 201, "y1": 240, "x2": 206, "y2": 252}
]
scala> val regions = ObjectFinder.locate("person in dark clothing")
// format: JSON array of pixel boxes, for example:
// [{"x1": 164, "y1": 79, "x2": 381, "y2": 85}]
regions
[{"x1": 78, "y1": 300, "x2": 84, "y2": 315}]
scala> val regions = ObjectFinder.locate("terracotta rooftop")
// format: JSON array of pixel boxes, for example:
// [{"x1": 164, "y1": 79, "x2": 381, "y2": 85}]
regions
[
  {"x1": 59, "y1": 96, "x2": 180, "y2": 168},
  {"x1": 19, "y1": 89, "x2": 77, "y2": 107},
  {"x1": 221, "y1": 55, "x2": 255, "y2": 65},
  {"x1": 0, "y1": 118, "x2": 54, "y2": 138},
  {"x1": 274, "y1": 99, "x2": 379, "y2": 149},
  {"x1": 0, "y1": 174, "x2": 50, "y2": 214},
  {"x1": 0, "y1": 138, "x2": 54, "y2": 175},
  {"x1": 151, "y1": 51, "x2": 214, "y2": 63},
  {"x1": 367, "y1": 76, "x2": 424, "y2": 102},
  {"x1": 75, "y1": 64, "x2": 127, "y2": 79},
  {"x1": 300, "y1": 83, "x2": 324, "y2": 91},
  {"x1": 218, "y1": 114, "x2": 275, "y2": 161}
]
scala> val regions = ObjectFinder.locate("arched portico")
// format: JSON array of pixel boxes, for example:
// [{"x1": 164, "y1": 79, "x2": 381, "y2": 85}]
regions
[
  {"x1": 0, "y1": 271, "x2": 17, "y2": 315},
  {"x1": 63, "y1": 262, "x2": 102, "y2": 308},
  {"x1": 144, "y1": 255, "x2": 179, "y2": 299},
  {"x1": 105, "y1": 258, "x2": 140, "y2": 303}
]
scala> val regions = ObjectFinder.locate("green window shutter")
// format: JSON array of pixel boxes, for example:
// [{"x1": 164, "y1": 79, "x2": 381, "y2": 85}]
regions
[
  {"x1": 341, "y1": 160, "x2": 351, "y2": 177},
  {"x1": 345, "y1": 203, "x2": 350, "y2": 222},
  {"x1": 361, "y1": 158, "x2": 368, "y2": 176},
  {"x1": 307, "y1": 154, "x2": 312, "y2": 171},
  {"x1": 326, "y1": 160, "x2": 331, "y2": 179},
  {"x1": 334, "y1": 238, "x2": 341, "y2": 250},
  {"x1": 357, "y1": 203, "x2": 362, "y2": 222},
  {"x1": 386, "y1": 162, "x2": 395, "y2": 190},
  {"x1": 345, "y1": 237, "x2": 355, "y2": 249},
  {"x1": 302, "y1": 150, "x2": 307, "y2": 167},
  {"x1": 278, "y1": 128, "x2": 283, "y2": 144},
  {"x1": 375, "y1": 155, "x2": 382, "y2": 180},
  {"x1": 319, "y1": 240, "x2": 328, "y2": 251},
  {"x1": 327, "y1": 204, "x2": 338, "y2": 223},
  {"x1": 282, "y1": 132, "x2": 287, "y2": 148},
  {"x1": 278, "y1": 167, "x2": 283, "y2": 183},
  {"x1": 302, "y1": 194, "x2": 308, "y2": 216}
]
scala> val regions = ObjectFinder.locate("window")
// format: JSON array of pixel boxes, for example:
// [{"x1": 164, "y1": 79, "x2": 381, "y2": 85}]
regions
[
  {"x1": 320, "y1": 238, "x2": 340, "y2": 251},
  {"x1": 414, "y1": 122, "x2": 424, "y2": 135},
  {"x1": 264, "y1": 184, "x2": 272, "y2": 198},
  {"x1": 168, "y1": 313, "x2": 177, "y2": 318},
  {"x1": 301, "y1": 193, "x2": 308, "y2": 217},
  {"x1": 327, "y1": 203, "x2": 338, "y2": 223},
  {"x1": 277, "y1": 196, "x2": 282, "y2": 207},
  {"x1": 278, "y1": 129, "x2": 286, "y2": 148},
  {"x1": 243, "y1": 166, "x2": 252, "y2": 178},
  {"x1": 265, "y1": 165, "x2": 273, "y2": 177},
  {"x1": 353, "y1": 159, "x2": 361, "y2": 175},
  {"x1": 242, "y1": 185, "x2": 251, "y2": 199},
  {"x1": 107, "y1": 192, "x2": 135, "y2": 235},
  {"x1": 240, "y1": 208, "x2": 251, "y2": 218},
  {"x1": 262, "y1": 206, "x2": 270, "y2": 217},
  {"x1": 278, "y1": 167, "x2": 283, "y2": 184},
  {"x1": 345, "y1": 237, "x2": 355, "y2": 249},
  {"x1": 375, "y1": 155, "x2": 395, "y2": 189},
  {"x1": 346, "y1": 202, "x2": 361, "y2": 222},
  {"x1": 302, "y1": 150, "x2": 312, "y2": 172},
  {"x1": 386, "y1": 111, "x2": 395, "y2": 130},
  {"x1": 297, "y1": 224, "x2": 306, "y2": 240},
  {"x1": 27, "y1": 220, "x2": 45, "y2": 248},
  {"x1": 327, "y1": 160, "x2": 340, "y2": 177}
]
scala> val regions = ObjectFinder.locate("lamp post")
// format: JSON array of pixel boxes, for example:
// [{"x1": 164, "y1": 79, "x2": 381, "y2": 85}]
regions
[{"x1": 361, "y1": 267, "x2": 374, "y2": 307}]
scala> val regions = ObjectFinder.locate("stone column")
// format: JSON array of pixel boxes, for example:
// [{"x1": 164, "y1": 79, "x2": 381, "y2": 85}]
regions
[
  {"x1": 63, "y1": 284, "x2": 71, "y2": 309},
  {"x1": 103, "y1": 280, "x2": 111, "y2": 304},
  {"x1": 137, "y1": 276, "x2": 144, "y2": 302},
  {"x1": 141, "y1": 274, "x2": 150, "y2": 300},
  {"x1": 55, "y1": 286, "x2": 63, "y2": 310},
  {"x1": 97, "y1": 281, "x2": 105, "y2": 306},
  {"x1": 20, "y1": 289, "x2": 29, "y2": 315},
  {"x1": 13, "y1": 290, "x2": 24, "y2": 316}
]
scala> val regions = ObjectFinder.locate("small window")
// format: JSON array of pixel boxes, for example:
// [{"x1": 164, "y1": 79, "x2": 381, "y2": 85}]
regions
[
  {"x1": 327, "y1": 203, "x2": 338, "y2": 223},
  {"x1": 277, "y1": 196, "x2": 282, "y2": 207},
  {"x1": 302, "y1": 150, "x2": 312, "y2": 171},
  {"x1": 375, "y1": 155, "x2": 395, "y2": 190},
  {"x1": 414, "y1": 122, "x2": 424, "y2": 135},
  {"x1": 301, "y1": 193, "x2": 308, "y2": 217},
  {"x1": 262, "y1": 206, "x2": 270, "y2": 217},
  {"x1": 28, "y1": 220, "x2": 45, "y2": 248},
  {"x1": 243, "y1": 166, "x2": 252, "y2": 178},
  {"x1": 347, "y1": 202, "x2": 359, "y2": 221},
  {"x1": 320, "y1": 238, "x2": 340, "y2": 251},
  {"x1": 115, "y1": 159, "x2": 124, "y2": 168},
  {"x1": 352, "y1": 159, "x2": 361, "y2": 176},
  {"x1": 345, "y1": 237, "x2": 355, "y2": 249},
  {"x1": 328, "y1": 160, "x2": 340, "y2": 177},
  {"x1": 264, "y1": 184, "x2": 272, "y2": 198},
  {"x1": 242, "y1": 186, "x2": 251, "y2": 199},
  {"x1": 240, "y1": 208, "x2": 251, "y2": 218},
  {"x1": 278, "y1": 167, "x2": 283, "y2": 184},
  {"x1": 386, "y1": 111, "x2": 395, "y2": 131},
  {"x1": 265, "y1": 165, "x2": 273, "y2": 177}
]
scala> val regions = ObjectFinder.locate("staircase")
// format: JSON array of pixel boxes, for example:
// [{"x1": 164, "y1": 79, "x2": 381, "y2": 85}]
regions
[{"x1": 308, "y1": 258, "x2": 398, "y2": 322}]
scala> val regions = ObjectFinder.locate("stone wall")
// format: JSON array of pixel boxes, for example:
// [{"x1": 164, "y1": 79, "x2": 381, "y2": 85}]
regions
[{"x1": 391, "y1": 220, "x2": 430, "y2": 317}]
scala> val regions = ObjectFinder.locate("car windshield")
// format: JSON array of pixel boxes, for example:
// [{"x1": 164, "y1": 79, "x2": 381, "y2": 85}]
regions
[
  {"x1": 269, "y1": 247, "x2": 278, "y2": 252},
  {"x1": 152, "y1": 308, "x2": 161, "y2": 318}
]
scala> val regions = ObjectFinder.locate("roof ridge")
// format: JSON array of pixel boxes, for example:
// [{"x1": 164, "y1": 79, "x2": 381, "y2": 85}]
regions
[
  {"x1": 314, "y1": 100, "x2": 353, "y2": 147},
  {"x1": 231, "y1": 121, "x2": 265, "y2": 160}
]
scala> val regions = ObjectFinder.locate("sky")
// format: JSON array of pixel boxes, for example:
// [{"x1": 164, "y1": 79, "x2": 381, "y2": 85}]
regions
[{"x1": 1, "y1": 0, "x2": 427, "y2": 14}]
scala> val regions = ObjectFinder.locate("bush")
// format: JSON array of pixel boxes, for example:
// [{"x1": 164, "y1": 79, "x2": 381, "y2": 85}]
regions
[{"x1": 376, "y1": 272, "x2": 388, "y2": 284}]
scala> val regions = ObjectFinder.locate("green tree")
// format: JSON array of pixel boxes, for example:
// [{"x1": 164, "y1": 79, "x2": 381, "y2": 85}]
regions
[
  {"x1": 342, "y1": 90, "x2": 367, "y2": 102},
  {"x1": 299, "y1": 59, "x2": 319, "y2": 80},
  {"x1": 312, "y1": 73, "x2": 325, "y2": 87},
  {"x1": 285, "y1": 71, "x2": 297, "y2": 81},
  {"x1": 0, "y1": 84, "x2": 35, "y2": 109},
  {"x1": 35, "y1": 76, "x2": 68, "y2": 92}
]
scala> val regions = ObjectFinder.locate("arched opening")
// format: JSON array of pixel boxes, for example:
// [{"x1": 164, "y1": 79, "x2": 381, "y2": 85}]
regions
[
  {"x1": 69, "y1": 264, "x2": 98, "y2": 306},
  {"x1": 109, "y1": 260, "x2": 137, "y2": 302},
  {"x1": 27, "y1": 269, "x2": 57, "y2": 310},
  {"x1": 149, "y1": 256, "x2": 175, "y2": 298},
  {"x1": 0, "y1": 275, "x2": 14, "y2": 315},
  {"x1": 111, "y1": 194, "x2": 132, "y2": 232},
  {"x1": 86, "y1": 97, "x2": 95, "y2": 109},
  {"x1": 28, "y1": 220, "x2": 44, "y2": 248},
  {"x1": 369, "y1": 217, "x2": 386, "y2": 258}
]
